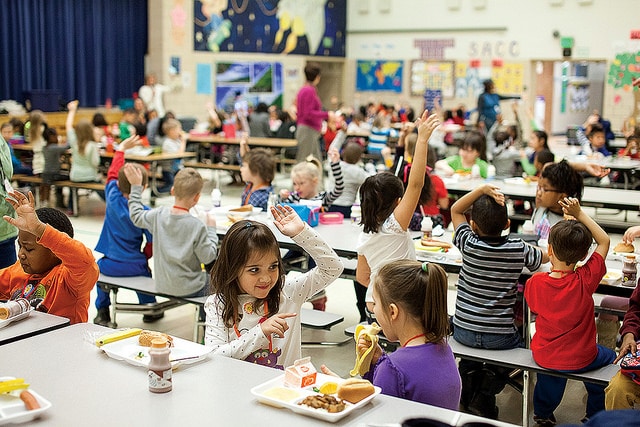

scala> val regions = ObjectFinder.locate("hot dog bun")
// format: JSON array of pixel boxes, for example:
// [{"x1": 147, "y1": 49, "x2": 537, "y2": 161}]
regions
[
  {"x1": 230, "y1": 205, "x2": 253, "y2": 212},
  {"x1": 614, "y1": 242, "x2": 635, "y2": 253},
  {"x1": 227, "y1": 214, "x2": 244, "y2": 223},
  {"x1": 337, "y1": 378, "x2": 375, "y2": 403},
  {"x1": 420, "y1": 238, "x2": 452, "y2": 249},
  {"x1": 138, "y1": 330, "x2": 174, "y2": 347}
]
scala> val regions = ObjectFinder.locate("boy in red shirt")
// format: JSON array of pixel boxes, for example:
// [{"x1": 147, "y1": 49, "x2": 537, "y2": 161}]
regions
[
  {"x1": 525, "y1": 197, "x2": 615, "y2": 425},
  {"x1": 0, "y1": 191, "x2": 98, "y2": 324}
]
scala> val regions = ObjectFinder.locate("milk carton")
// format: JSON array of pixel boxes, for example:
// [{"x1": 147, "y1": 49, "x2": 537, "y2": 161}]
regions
[{"x1": 283, "y1": 357, "x2": 317, "y2": 388}]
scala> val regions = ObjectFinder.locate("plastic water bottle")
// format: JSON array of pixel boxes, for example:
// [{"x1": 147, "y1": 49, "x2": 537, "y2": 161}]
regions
[
  {"x1": 421, "y1": 216, "x2": 433, "y2": 240},
  {"x1": 211, "y1": 188, "x2": 222, "y2": 208},
  {"x1": 487, "y1": 164, "x2": 496, "y2": 180},
  {"x1": 351, "y1": 204, "x2": 361, "y2": 226},
  {"x1": 471, "y1": 164, "x2": 481, "y2": 179}
]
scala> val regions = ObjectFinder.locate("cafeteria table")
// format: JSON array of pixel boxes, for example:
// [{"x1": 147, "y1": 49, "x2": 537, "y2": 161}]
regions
[
  {"x1": 0, "y1": 310, "x2": 69, "y2": 346},
  {"x1": 1, "y1": 323, "x2": 518, "y2": 426}
]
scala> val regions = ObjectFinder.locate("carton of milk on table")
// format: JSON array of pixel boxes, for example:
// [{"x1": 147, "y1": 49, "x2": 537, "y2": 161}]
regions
[{"x1": 284, "y1": 357, "x2": 317, "y2": 388}]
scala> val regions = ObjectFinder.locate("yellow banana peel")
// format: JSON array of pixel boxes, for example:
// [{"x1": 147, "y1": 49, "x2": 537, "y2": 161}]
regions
[{"x1": 349, "y1": 322, "x2": 382, "y2": 377}]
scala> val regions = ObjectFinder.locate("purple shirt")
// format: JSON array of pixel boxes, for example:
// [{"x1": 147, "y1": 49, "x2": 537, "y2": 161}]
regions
[
  {"x1": 364, "y1": 342, "x2": 462, "y2": 410},
  {"x1": 296, "y1": 84, "x2": 328, "y2": 132}
]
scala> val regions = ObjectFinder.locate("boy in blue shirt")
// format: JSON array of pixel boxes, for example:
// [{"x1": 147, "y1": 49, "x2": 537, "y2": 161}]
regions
[{"x1": 93, "y1": 136, "x2": 158, "y2": 326}]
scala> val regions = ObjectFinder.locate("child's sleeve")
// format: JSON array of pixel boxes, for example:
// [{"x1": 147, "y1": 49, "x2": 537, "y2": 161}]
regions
[
  {"x1": 520, "y1": 156, "x2": 537, "y2": 177},
  {"x1": 89, "y1": 143, "x2": 100, "y2": 169},
  {"x1": 523, "y1": 244, "x2": 543, "y2": 272},
  {"x1": 452, "y1": 222, "x2": 471, "y2": 250},
  {"x1": 194, "y1": 223, "x2": 218, "y2": 265},
  {"x1": 322, "y1": 161, "x2": 344, "y2": 207},
  {"x1": 38, "y1": 225, "x2": 99, "y2": 298},
  {"x1": 576, "y1": 252, "x2": 607, "y2": 294},
  {"x1": 204, "y1": 296, "x2": 271, "y2": 359},
  {"x1": 363, "y1": 353, "x2": 401, "y2": 397},
  {"x1": 106, "y1": 151, "x2": 125, "y2": 183},
  {"x1": 128, "y1": 185, "x2": 156, "y2": 231},
  {"x1": 284, "y1": 226, "x2": 343, "y2": 301}
]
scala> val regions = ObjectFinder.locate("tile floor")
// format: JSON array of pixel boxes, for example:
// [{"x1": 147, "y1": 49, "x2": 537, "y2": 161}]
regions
[{"x1": 64, "y1": 150, "x2": 625, "y2": 426}]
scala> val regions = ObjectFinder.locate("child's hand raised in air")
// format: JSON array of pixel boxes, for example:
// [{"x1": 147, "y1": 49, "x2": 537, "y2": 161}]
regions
[
  {"x1": 122, "y1": 163, "x2": 144, "y2": 187},
  {"x1": 260, "y1": 312, "x2": 297, "y2": 339},
  {"x1": 3, "y1": 191, "x2": 46, "y2": 239},
  {"x1": 415, "y1": 111, "x2": 440, "y2": 143},
  {"x1": 558, "y1": 197, "x2": 581, "y2": 220},
  {"x1": 67, "y1": 100, "x2": 79, "y2": 111},
  {"x1": 327, "y1": 147, "x2": 340, "y2": 164},
  {"x1": 271, "y1": 204, "x2": 305, "y2": 237},
  {"x1": 118, "y1": 135, "x2": 141, "y2": 152},
  {"x1": 481, "y1": 184, "x2": 505, "y2": 206}
]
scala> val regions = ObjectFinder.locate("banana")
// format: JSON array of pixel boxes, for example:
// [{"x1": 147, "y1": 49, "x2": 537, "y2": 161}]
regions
[{"x1": 349, "y1": 322, "x2": 382, "y2": 377}]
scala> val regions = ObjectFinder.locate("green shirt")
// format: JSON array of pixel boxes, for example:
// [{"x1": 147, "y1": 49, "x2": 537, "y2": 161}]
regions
[
  {"x1": 446, "y1": 156, "x2": 489, "y2": 178},
  {"x1": 0, "y1": 136, "x2": 17, "y2": 242}
]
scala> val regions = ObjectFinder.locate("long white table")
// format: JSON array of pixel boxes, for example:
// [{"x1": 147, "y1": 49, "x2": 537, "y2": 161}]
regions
[
  {"x1": 443, "y1": 177, "x2": 639, "y2": 212},
  {"x1": 2, "y1": 323, "x2": 517, "y2": 426},
  {"x1": 0, "y1": 311, "x2": 69, "y2": 346}
]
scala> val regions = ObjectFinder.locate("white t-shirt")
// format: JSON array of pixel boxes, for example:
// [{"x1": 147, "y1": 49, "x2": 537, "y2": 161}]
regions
[{"x1": 357, "y1": 213, "x2": 416, "y2": 303}]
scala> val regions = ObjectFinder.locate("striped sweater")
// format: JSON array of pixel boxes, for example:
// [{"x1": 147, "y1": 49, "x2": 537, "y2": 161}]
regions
[{"x1": 452, "y1": 223, "x2": 543, "y2": 334}]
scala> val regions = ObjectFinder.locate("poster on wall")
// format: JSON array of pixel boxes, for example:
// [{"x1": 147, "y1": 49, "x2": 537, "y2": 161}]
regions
[
  {"x1": 491, "y1": 63, "x2": 524, "y2": 95},
  {"x1": 356, "y1": 60, "x2": 403, "y2": 93},
  {"x1": 455, "y1": 64, "x2": 484, "y2": 99},
  {"x1": 410, "y1": 61, "x2": 455, "y2": 97},
  {"x1": 215, "y1": 61, "x2": 284, "y2": 111},
  {"x1": 194, "y1": 0, "x2": 346, "y2": 57}
]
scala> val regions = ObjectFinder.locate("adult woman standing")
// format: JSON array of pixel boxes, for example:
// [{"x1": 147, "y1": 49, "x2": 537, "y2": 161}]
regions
[
  {"x1": 295, "y1": 63, "x2": 332, "y2": 162},
  {"x1": 476, "y1": 79, "x2": 520, "y2": 135}
]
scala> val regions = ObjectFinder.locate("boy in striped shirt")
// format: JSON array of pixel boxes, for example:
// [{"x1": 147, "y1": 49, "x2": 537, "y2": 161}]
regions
[{"x1": 450, "y1": 183, "x2": 548, "y2": 418}]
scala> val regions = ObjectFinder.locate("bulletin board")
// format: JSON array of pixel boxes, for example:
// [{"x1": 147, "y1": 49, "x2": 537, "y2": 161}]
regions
[
  {"x1": 410, "y1": 61, "x2": 455, "y2": 97},
  {"x1": 491, "y1": 63, "x2": 525, "y2": 95}
]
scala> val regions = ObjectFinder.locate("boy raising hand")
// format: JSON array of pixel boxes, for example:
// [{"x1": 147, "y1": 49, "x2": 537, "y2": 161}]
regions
[{"x1": 525, "y1": 197, "x2": 615, "y2": 425}]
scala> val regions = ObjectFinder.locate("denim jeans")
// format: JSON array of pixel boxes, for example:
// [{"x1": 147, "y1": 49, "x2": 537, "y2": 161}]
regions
[
  {"x1": 533, "y1": 344, "x2": 616, "y2": 419},
  {"x1": 453, "y1": 324, "x2": 524, "y2": 350}
]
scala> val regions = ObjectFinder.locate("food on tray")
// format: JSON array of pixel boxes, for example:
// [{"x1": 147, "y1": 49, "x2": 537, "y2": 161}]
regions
[
  {"x1": 420, "y1": 238, "x2": 452, "y2": 249},
  {"x1": 138, "y1": 330, "x2": 174, "y2": 347},
  {"x1": 227, "y1": 214, "x2": 244, "y2": 223},
  {"x1": 298, "y1": 394, "x2": 346, "y2": 413},
  {"x1": 318, "y1": 381, "x2": 339, "y2": 395},
  {"x1": 337, "y1": 378, "x2": 375, "y2": 404},
  {"x1": 20, "y1": 390, "x2": 40, "y2": 410},
  {"x1": 614, "y1": 242, "x2": 635, "y2": 253},
  {"x1": 284, "y1": 357, "x2": 317, "y2": 388},
  {"x1": 604, "y1": 271, "x2": 622, "y2": 280},
  {"x1": 261, "y1": 386, "x2": 301, "y2": 402},
  {"x1": 229, "y1": 205, "x2": 253, "y2": 212}
]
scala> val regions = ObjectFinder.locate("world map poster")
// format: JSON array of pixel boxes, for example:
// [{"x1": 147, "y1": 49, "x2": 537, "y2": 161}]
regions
[{"x1": 356, "y1": 60, "x2": 403, "y2": 93}]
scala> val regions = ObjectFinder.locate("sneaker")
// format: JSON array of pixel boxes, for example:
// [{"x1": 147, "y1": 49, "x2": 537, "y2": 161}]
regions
[
  {"x1": 142, "y1": 312, "x2": 165, "y2": 323},
  {"x1": 533, "y1": 414, "x2": 557, "y2": 426},
  {"x1": 93, "y1": 308, "x2": 111, "y2": 326}
]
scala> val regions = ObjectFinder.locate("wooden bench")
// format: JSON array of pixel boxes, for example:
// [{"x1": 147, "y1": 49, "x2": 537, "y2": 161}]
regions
[
  {"x1": 12, "y1": 174, "x2": 105, "y2": 216},
  {"x1": 97, "y1": 274, "x2": 345, "y2": 344}
]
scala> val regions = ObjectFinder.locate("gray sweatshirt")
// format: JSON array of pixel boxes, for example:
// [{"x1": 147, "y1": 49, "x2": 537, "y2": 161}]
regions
[{"x1": 128, "y1": 185, "x2": 218, "y2": 296}]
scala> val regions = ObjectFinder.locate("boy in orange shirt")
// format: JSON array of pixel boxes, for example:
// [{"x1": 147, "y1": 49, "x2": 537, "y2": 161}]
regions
[{"x1": 0, "y1": 191, "x2": 98, "y2": 324}]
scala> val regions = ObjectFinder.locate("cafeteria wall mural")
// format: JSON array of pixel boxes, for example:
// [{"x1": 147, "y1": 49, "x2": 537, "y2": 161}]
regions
[
  {"x1": 215, "y1": 61, "x2": 284, "y2": 112},
  {"x1": 194, "y1": 0, "x2": 346, "y2": 57}
]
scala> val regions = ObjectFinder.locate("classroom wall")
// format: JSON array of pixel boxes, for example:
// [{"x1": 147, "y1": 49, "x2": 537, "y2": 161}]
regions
[{"x1": 147, "y1": 0, "x2": 640, "y2": 132}]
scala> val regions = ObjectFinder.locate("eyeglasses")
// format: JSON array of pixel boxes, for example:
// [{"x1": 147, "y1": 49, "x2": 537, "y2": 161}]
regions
[{"x1": 536, "y1": 186, "x2": 562, "y2": 194}]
